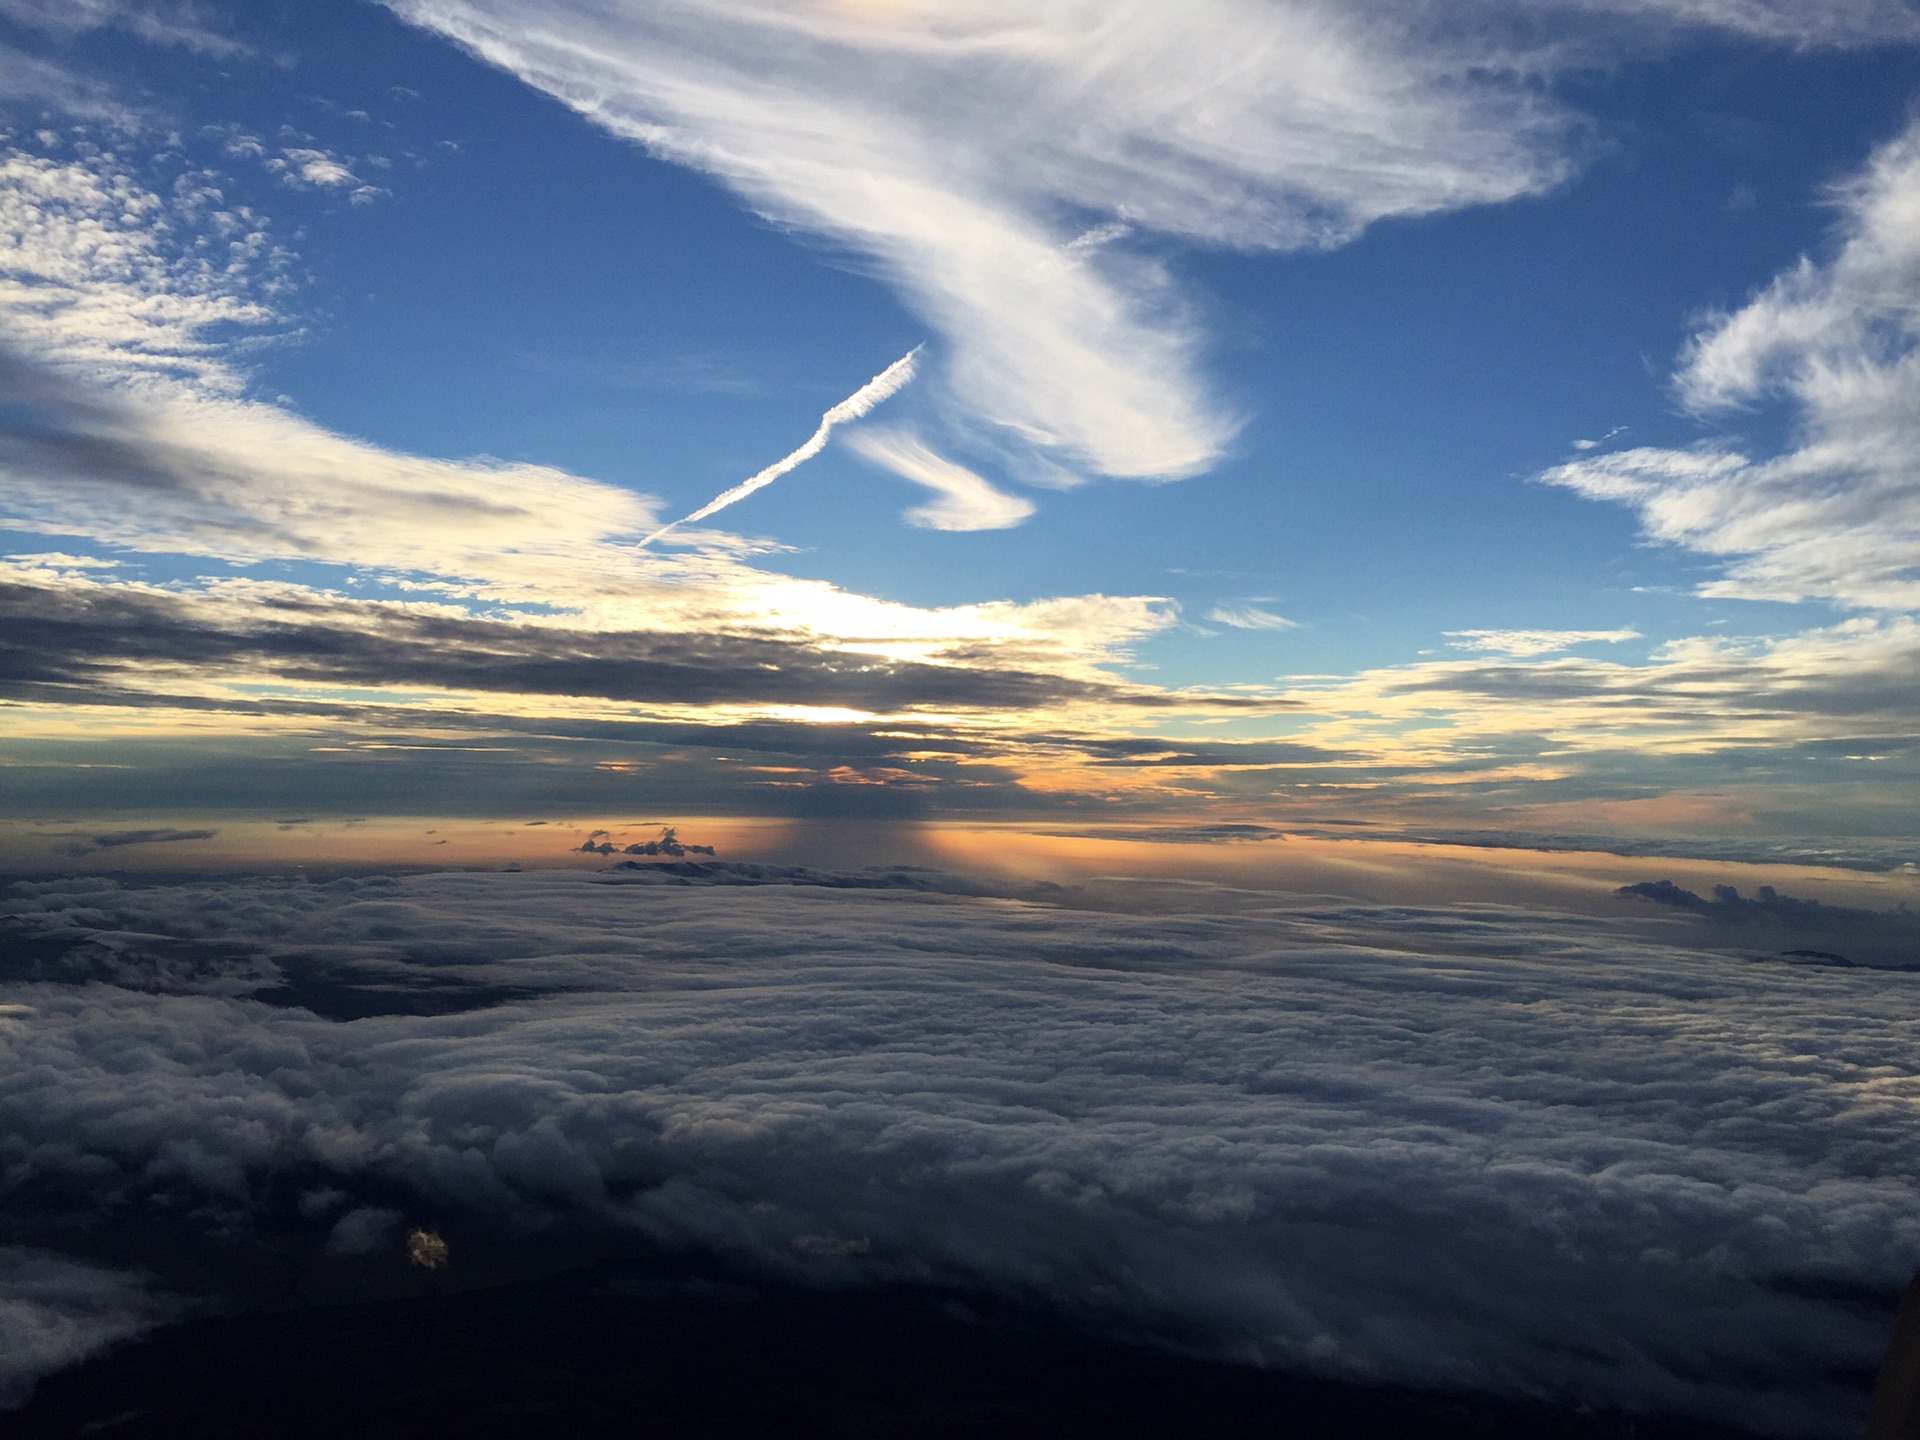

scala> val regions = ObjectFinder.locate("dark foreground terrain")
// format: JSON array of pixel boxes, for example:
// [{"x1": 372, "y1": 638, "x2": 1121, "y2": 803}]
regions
[{"x1": 11, "y1": 1246, "x2": 1766, "y2": 1440}]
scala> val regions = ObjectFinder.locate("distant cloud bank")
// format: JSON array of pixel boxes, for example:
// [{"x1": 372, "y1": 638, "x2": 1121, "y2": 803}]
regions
[{"x1": 4, "y1": 866, "x2": 1917, "y2": 1430}]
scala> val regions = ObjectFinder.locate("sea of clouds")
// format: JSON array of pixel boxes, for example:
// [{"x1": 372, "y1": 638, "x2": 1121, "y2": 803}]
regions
[{"x1": 2, "y1": 863, "x2": 1917, "y2": 1433}]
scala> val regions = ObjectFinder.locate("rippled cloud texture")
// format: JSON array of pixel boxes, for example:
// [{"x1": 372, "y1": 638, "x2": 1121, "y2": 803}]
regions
[{"x1": 4, "y1": 865, "x2": 1917, "y2": 1431}]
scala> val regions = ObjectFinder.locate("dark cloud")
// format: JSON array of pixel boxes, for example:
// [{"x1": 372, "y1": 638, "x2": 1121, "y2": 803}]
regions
[
  {"x1": 2, "y1": 868, "x2": 1917, "y2": 1432},
  {"x1": 0, "y1": 575, "x2": 1265, "y2": 716},
  {"x1": 0, "y1": 1248, "x2": 175, "y2": 1408},
  {"x1": 1617, "y1": 879, "x2": 1920, "y2": 967}
]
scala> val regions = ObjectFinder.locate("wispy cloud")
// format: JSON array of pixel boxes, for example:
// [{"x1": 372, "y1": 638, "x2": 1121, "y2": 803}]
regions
[
  {"x1": 844, "y1": 426, "x2": 1035, "y2": 532},
  {"x1": 1206, "y1": 604, "x2": 1300, "y2": 632},
  {"x1": 1559, "y1": 0, "x2": 1920, "y2": 45},
  {"x1": 0, "y1": 0, "x2": 250, "y2": 58},
  {"x1": 1542, "y1": 116, "x2": 1920, "y2": 610},
  {"x1": 382, "y1": 0, "x2": 1920, "y2": 495},
  {"x1": 1446, "y1": 628, "x2": 1640, "y2": 657}
]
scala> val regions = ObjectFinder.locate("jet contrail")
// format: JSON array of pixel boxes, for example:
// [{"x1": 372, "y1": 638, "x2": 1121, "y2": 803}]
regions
[{"x1": 639, "y1": 347, "x2": 921, "y2": 547}]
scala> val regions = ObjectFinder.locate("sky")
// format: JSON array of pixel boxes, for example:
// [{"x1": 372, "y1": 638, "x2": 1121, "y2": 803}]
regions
[
  {"x1": 7, "y1": 7, "x2": 1920, "y2": 1436},
  {"x1": 1, "y1": 0, "x2": 1919, "y2": 853}
]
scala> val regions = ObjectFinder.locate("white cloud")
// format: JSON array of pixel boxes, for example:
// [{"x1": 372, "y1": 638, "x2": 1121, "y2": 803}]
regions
[
  {"x1": 0, "y1": 145, "x2": 280, "y2": 397},
  {"x1": 1542, "y1": 117, "x2": 1920, "y2": 610},
  {"x1": 1446, "y1": 628, "x2": 1640, "y2": 656},
  {"x1": 1207, "y1": 604, "x2": 1300, "y2": 632},
  {"x1": 0, "y1": 143, "x2": 1179, "y2": 679},
  {"x1": 2, "y1": 868, "x2": 1915, "y2": 1432},
  {"x1": 845, "y1": 427, "x2": 1036, "y2": 531},
  {"x1": 384, "y1": 0, "x2": 1580, "y2": 482},
  {"x1": 381, "y1": 1, "x2": 1920, "y2": 490}
]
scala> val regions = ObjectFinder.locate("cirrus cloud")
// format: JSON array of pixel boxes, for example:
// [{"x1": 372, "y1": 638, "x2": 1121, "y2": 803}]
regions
[{"x1": 1542, "y1": 117, "x2": 1920, "y2": 611}]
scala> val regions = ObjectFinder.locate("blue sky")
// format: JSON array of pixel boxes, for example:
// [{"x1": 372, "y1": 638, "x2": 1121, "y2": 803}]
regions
[{"x1": 2, "y1": 0, "x2": 1919, "y2": 844}]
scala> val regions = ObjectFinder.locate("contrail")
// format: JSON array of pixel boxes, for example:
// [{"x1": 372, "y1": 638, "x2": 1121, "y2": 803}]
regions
[{"x1": 639, "y1": 347, "x2": 921, "y2": 547}]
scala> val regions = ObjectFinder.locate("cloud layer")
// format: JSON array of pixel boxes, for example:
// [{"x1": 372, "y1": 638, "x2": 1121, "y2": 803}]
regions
[{"x1": 4, "y1": 867, "x2": 1918, "y2": 1432}]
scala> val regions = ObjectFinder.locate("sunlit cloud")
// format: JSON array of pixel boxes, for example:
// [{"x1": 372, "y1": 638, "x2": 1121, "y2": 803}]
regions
[
  {"x1": 0, "y1": 142, "x2": 1178, "y2": 683},
  {"x1": 843, "y1": 426, "x2": 1035, "y2": 531},
  {"x1": 1445, "y1": 628, "x2": 1640, "y2": 657}
]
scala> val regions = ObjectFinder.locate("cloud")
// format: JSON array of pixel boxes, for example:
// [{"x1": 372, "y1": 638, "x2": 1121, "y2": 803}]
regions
[
  {"x1": 1541, "y1": 117, "x2": 1920, "y2": 610},
  {"x1": 0, "y1": 146, "x2": 282, "y2": 398},
  {"x1": 325, "y1": 1206, "x2": 404, "y2": 1257},
  {"x1": 0, "y1": 44, "x2": 139, "y2": 125},
  {"x1": 1561, "y1": 0, "x2": 1920, "y2": 44},
  {"x1": 1282, "y1": 614, "x2": 1920, "y2": 765},
  {"x1": 579, "y1": 827, "x2": 717, "y2": 858},
  {"x1": 264, "y1": 147, "x2": 389, "y2": 205},
  {"x1": 844, "y1": 427, "x2": 1035, "y2": 531},
  {"x1": 1446, "y1": 628, "x2": 1641, "y2": 657},
  {"x1": 1615, "y1": 876, "x2": 1920, "y2": 965},
  {"x1": 68, "y1": 827, "x2": 217, "y2": 854},
  {"x1": 384, "y1": 0, "x2": 1586, "y2": 482},
  {"x1": 1206, "y1": 604, "x2": 1301, "y2": 632},
  {"x1": 0, "y1": 1248, "x2": 173, "y2": 1409},
  {"x1": 2, "y1": 867, "x2": 1917, "y2": 1432}
]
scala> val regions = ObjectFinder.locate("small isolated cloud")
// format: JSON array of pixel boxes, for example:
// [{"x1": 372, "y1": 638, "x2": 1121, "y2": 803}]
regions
[
  {"x1": 844, "y1": 427, "x2": 1035, "y2": 532},
  {"x1": 0, "y1": 1248, "x2": 173, "y2": 1409},
  {"x1": 1445, "y1": 628, "x2": 1640, "y2": 657},
  {"x1": 1570, "y1": 426, "x2": 1628, "y2": 451},
  {"x1": 326, "y1": 1206, "x2": 403, "y2": 1257},
  {"x1": 265, "y1": 146, "x2": 387, "y2": 203},
  {"x1": 406, "y1": 1229, "x2": 449, "y2": 1270},
  {"x1": 65, "y1": 828, "x2": 217, "y2": 856},
  {"x1": 1206, "y1": 604, "x2": 1300, "y2": 632}
]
